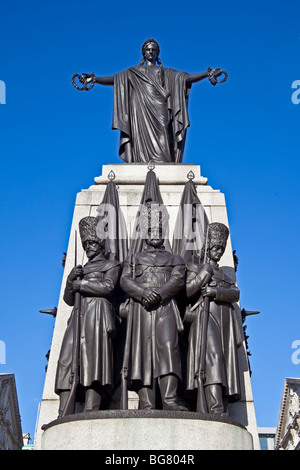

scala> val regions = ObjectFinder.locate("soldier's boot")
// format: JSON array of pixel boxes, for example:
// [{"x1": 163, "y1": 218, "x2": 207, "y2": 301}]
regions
[
  {"x1": 159, "y1": 374, "x2": 187, "y2": 411},
  {"x1": 204, "y1": 383, "x2": 226, "y2": 415},
  {"x1": 84, "y1": 387, "x2": 102, "y2": 412},
  {"x1": 137, "y1": 383, "x2": 156, "y2": 410},
  {"x1": 57, "y1": 390, "x2": 70, "y2": 417}
]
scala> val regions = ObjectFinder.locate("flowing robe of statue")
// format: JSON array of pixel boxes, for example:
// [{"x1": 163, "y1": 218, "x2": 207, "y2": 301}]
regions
[
  {"x1": 113, "y1": 66, "x2": 191, "y2": 163},
  {"x1": 55, "y1": 255, "x2": 120, "y2": 398},
  {"x1": 184, "y1": 260, "x2": 243, "y2": 404}
]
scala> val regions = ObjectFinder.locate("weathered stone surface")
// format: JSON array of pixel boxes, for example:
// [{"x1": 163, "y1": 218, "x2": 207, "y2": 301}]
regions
[{"x1": 41, "y1": 410, "x2": 254, "y2": 450}]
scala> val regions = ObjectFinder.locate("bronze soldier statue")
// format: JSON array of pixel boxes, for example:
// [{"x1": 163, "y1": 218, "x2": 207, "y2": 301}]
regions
[
  {"x1": 184, "y1": 223, "x2": 243, "y2": 415},
  {"x1": 120, "y1": 202, "x2": 187, "y2": 410},
  {"x1": 55, "y1": 216, "x2": 121, "y2": 416}
]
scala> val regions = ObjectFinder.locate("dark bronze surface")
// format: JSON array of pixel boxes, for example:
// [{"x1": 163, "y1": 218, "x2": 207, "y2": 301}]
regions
[
  {"x1": 71, "y1": 39, "x2": 227, "y2": 163},
  {"x1": 55, "y1": 216, "x2": 121, "y2": 416},
  {"x1": 120, "y1": 200, "x2": 187, "y2": 411},
  {"x1": 185, "y1": 223, "x2": 242, "y2": 415}
]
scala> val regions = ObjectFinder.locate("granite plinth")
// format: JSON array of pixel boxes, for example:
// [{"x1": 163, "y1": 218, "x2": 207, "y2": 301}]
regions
[
  {"x1": 41, "y1": 410, "x2": 254, "y2": 450},
  {"x1": 94, "y1": 163, "x2": 208, "y2": 185}
]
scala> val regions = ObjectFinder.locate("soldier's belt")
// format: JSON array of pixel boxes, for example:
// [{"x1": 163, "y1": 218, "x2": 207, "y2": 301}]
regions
[
  {"x1": 136, "y1": 266, "x2": 173, "y2": 275},
  {"x1": 138, "y1": 283, "x2": 162, "y2": 288}
]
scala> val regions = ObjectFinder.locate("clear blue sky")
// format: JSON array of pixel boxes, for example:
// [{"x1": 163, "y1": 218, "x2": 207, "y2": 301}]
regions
[{"x1": 1, "y1": 0, "x2": 300, "y2": 442}]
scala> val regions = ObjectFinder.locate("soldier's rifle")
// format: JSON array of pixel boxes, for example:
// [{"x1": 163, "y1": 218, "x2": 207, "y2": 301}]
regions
[
  {"x1": 61, "y1": 231, "x2": 81, "y2": 416},
  {"x1": 120, "y1": 254, "x2": 135, "y2": 410},
  {"x1": 191, "y1": 226, "x2": 211, "y2": 413}
]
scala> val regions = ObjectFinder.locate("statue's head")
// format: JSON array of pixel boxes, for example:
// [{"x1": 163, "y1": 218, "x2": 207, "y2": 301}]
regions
[
  {"x1": 201, "y1": 222, "x2": 229, "y2": 263},
  {"x1": 140, "y1": 200, "x2": 168, "y2": 248},
  {"x1": 140, "y1": 38, "x2": 162, "y2": 66},
  {"x1": 79, "y1": 216, "x2": 105, "y2": 260}
]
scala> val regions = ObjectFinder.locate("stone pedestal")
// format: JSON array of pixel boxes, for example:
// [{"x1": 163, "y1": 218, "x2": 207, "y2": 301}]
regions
[
  {"x1": 41, "y1": 410, "x2": 254, "y2": 450},
  {"x1": 33, "y1": 163, "x2": 260, "y2": 450}
]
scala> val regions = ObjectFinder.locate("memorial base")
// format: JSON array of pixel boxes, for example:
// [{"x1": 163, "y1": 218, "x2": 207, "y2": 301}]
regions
[
  {"x1": 41, "y1": 410, "x2": 254, "y2": 450},
  {"x1": 34, "y1": 163, "x2": 260, "y2": 450}
]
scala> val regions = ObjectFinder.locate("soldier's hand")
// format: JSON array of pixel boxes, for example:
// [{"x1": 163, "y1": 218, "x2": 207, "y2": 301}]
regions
[
  {"x1": 142, "y1": 299, "x2": 151, "y2": 310},
  {"x1": 72, "y1": 280, "x2": 82, "y2": 292},
  {"x1": 201, "y1": 286, "x2": 217, "y2": 298},
  {"x1": 142, "y1": 288, "x2": 153, "y2": 301},
  {"x1": 147, "y1": 292, "x2": 161, "y2": 303},
  {"x1": 69, "y1": 265, "x2": 84, "y2": 281},
  {"x1": 144, "y1": 290, "x2": 161, "y2": 302},
  {"x1": 142, "y1": 289, "x2": 161, "y2": 310}
]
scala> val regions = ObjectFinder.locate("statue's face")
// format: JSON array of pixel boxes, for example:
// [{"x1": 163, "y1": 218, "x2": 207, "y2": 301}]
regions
[
  {"x1": 146, "y1": 226, "x2": 164, "y2": 248},
  {"x1": 143, "y1": 42, "x2": 158, "y2": 63},
  {"x1": 83, "y1": 239, "x2": 102, "y2": 260},
  {"x1": 209, "y1": 244, "x2": 225, "y2": 263}
]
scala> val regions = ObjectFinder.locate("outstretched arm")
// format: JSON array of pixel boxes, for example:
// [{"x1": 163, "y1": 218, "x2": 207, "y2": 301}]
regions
[
  {"x1": 94, "y1": 75, "x2": 114, "y2": 86},
  {"x1": 82, "y1": 73, "x2": 114, "y2": 86},
  {"x1": 186, "y1": 68, "x2": 224, "y2": 86},
  {"x1": 186, "y1": 71, "x2": 209, "y2": 85}
]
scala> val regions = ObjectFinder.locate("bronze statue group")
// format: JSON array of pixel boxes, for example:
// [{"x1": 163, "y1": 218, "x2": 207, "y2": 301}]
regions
[
  {"x1": 57, "y1": 39, "x2": 239, "y2": 419},
  {"x1": 55, "y1": 193, "x2": 242, "y2": 419}
]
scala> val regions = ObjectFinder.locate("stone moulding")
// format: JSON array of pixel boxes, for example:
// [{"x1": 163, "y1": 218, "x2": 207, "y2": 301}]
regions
[
  {"x1": 42, "y1": 409, "x2": 247, "y2": 431},
  {"x1": 275, "y1": 378, "x2": 300, "y2": 450},
  {"x1": 94, "y1": 164, "x2": 208, "y2": 186},
  {"x1": 41, "y1": 410, "x2": 254, "y2": 451}
]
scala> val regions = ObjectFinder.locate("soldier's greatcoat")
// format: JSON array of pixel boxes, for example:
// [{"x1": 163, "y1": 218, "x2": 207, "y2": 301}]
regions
[
  {"x1": 120, "y1": 246, "x2": 186, "y2": 388},
  {"x1": 185, "y1": 261, "x2": 243, "y2": 401},
  {"x1": 55, "y1": 254, "x2": 120, "y2": 394}
]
